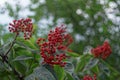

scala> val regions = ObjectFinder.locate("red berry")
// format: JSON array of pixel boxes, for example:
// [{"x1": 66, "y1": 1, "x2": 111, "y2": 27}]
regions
[
  {"x1": 36, "y1": 25, "x2": 73, "y2": 67},
  {"x1": 91, "y1": 41, "x2": 112, "y2": 59},
  {"x1": 9, "y1": 18, "x2": 33, "y2": 40}
]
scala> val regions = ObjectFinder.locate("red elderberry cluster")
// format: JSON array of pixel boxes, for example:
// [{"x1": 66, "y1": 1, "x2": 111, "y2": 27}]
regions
[
  {"x1": 83, "y1": 74, "x2": 96, "y2": 80},
  {"x1": 8, "y1": 18, "x2": 33, "y2": 40},
  {"x1": 37, "y1": 25, "x2": 73, "y2": 67},
  {"x1": 91, "y1": 41, "x2": 112, "y2": 59}
]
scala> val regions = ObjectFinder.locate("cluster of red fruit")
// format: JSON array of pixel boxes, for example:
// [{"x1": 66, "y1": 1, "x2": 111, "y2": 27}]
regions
[
  {"x1": 83, "y1": 74, "x2": 96, "y2": 80},
  {"x1": 91, "y1": 41, "x2": 112, "y2": 59},
  {"x1": 8, "y1": 18, "x2": 33, "y2": 40},
  {"x1": 7, "y1": 17, "x2": 113, "y2": 79},
  {"x1": 36, "y1": 25, "x2": 73, "y2": 67}
]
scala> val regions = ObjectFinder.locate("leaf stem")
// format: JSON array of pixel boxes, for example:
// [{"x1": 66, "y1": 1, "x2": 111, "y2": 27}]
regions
[
  {"x1": 1, "y1": 33, "x2": 24, "y2": 79},
  {"x1": 5, "y1": 33, "x2": 18, "y2": 56}
]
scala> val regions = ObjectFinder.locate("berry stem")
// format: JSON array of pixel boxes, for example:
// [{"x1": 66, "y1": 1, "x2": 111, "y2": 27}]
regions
[{"x1": 4, "y1": 33, "x2": 18, "y2": 56}]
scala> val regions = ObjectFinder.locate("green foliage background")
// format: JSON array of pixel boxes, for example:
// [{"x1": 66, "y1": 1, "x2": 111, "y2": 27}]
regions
[{"x1": 0, "y1": 0, "x2": 120, "y2": 80}]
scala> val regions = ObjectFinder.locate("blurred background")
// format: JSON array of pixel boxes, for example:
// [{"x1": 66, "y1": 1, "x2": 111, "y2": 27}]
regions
[{"x1": 0, "y1": 0, "x2": 120, "y2": 72}]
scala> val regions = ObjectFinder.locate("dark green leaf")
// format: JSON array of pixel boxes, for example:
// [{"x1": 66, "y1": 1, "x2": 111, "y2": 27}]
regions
[
  {"x1": 0, "y1": 42, "x2": 11, "y2": 55},
  {"x1": 83, "y1": 58, "x2": 99, "y2": 71},
  {"x1": 25, "y1": 65, "x2": 57, "y2": 80},
  {"x1": 72, "y1": 73, "x2": 80, "y2": 80},
  {"x1": 65, "y1": 73, "x2": 74, "y2": 80},
  {"x1": 13, "y1": 61, "x2": 27, "y2": 75},
  {"x1": 64, "y1": 62, "x2": 74, "y2": 74},
  {"x1": 0, "y1": 61, "x2": 5, "y2": 70},
  {"x1": 75, "y1": 54, "x2": 92, "y2": 73},
  {"x1": 13, "y1": 55, "x2": 33, "y2": 61},
  {"x1": 98, "y1": 62, "x2": 110, "y2": 76}
]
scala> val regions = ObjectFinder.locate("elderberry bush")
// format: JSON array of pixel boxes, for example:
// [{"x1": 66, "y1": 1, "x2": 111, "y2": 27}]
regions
[{"x1": 0, "y1": 18, "x2": 119, "y2": 80}]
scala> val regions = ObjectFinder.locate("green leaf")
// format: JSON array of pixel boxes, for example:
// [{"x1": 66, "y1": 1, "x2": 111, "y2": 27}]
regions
[
  {"x1": 43, "y1": 64, "x2": 58, "y2": 80},
  {"x1": 14, "y1": 46, "x2": 31, "y2": 56},
  {"x1": 75, "y1": 54, "x2": 92, "y2": 73},
  {"x1": 13, "y1": 61, "x2": 27, "y2": 75},
  {"x1": 0, "y1": 42, "x2": 11, "y2": 55},
  {"x1": 67, "y1": 52, "x2": 80, "y2": 57},
  {"x1": 65, "y1": 73, "x2": 74, "y2": 80},
  {"x1": 99, "y1": 72, "x2": 110, "y2": 80},
  {"x1": 25, "y1": 65, "x2": 57, "y2": 80},
  {"x1": 16, "y1": 38, "x2": 37, "y2": 49},
  {"x1": 0, "y1": 48, "x2": 4, "y2": 55},
  {"x1": 83, "y1": 58, "x2": 99, "y2": 71},
  {"x1": 98, "y1": 62, "x2": 110, "y2": 76},
  {"x1": 54, "y1": 65, "x2": 65, "y2": 80},
  {"x1": 64, "y1": 62, "x2": 74, "y2": 74},
  {"x1": 64, "y1": 62, "x2": 79, "y2": 80},
  {"x1": 24, "y1": 73, "x2": 35, "y2": 80},
  {"x1": 91, "y1": 65, "x2": 99, "y2": 73},
  {"x1": 0, "y1": 61, "x2": 5, "y2": 70},
  {"x1": 2, "y1": 33, "x2": 13, "y2": 43},
  {"x1": 0, "y1": 70, "x2": 10, "y2": 77},
  {"x1": 13, "y1": 55, "x2": 33, "y2": 61},
  {"x1": 15, "y1": 41, "x2": 39, "y2": 54},
  {"x1": 100, "y1": 59, "x2": 120, "y2": 76},
  {"x1": 98, "y1": 59, "x2": 120, "y2": 79},
  {"x1": 71, "y1": 73, "x2": 80, "y2": 80}
]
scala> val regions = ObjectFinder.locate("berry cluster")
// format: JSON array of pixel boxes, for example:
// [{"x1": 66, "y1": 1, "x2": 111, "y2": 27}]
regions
[
  {"x1": 8, "y1": 18, "x2": 33, "y2": 40},
  {"x1": 91, "y1": 41, "x2": 112, "y2": 59},
  {"x1": 37, "y1": 25, "x2": 73, "y2": 67},
  {"x1": 83, "y1": 75, "x2": 96, "y2": 80}
]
